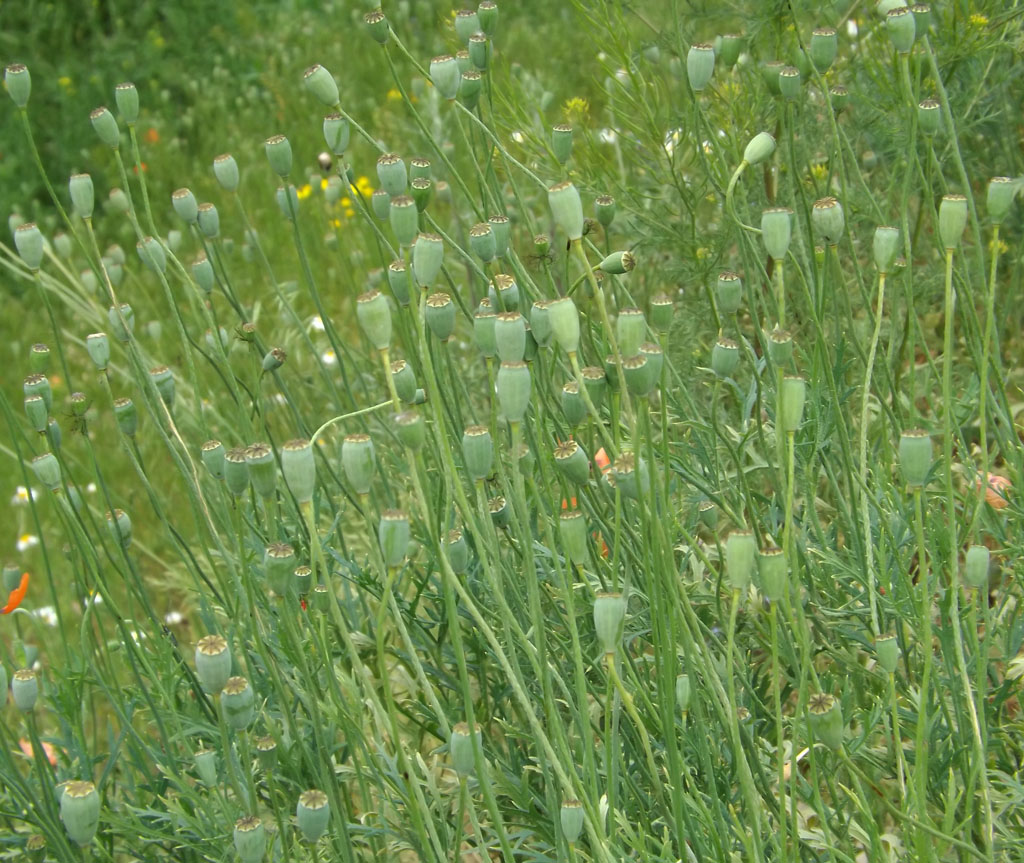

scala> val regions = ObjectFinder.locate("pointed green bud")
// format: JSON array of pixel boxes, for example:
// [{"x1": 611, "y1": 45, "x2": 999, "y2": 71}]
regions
[
  {"x1": 430, "y1": 55, "x2": 461, "y2": 100},
  {"x1": 69, "y1": 173, "x2": 95, "y2": 218},
  {"x1": 886, "y1": 6, "x2": 916, "y2": 53},
  {"x1": 812, "y1": 197, "x2": 844, "y2": 245},
  {"x1": 4, "y1": 64, "x2": 31, "y2": 107},
  {"x1": 938, "y1": 194, "x2": 968, "y2": 249},
  {"x1": 761, "y1": 208, "x2": 793, "y2": 261},
  {"x1": 90, "y1": 106, "x2": 120, "y2": 148},
  {"x1": 808, "y1": 692, "x2": 844, "y2": 750},
  {"x1": 342, "y1": 433, "x2": 375, "y2": 494},
  {"x1": 743, "y1": 131, "x2": 775, "y2": 165},
  {"x1": 425, "y1": 292, "x2": 456, "y2": 341},
  {"x1": 594, "y1": 592, "x2": 626, "y2": 653},
  {"x1": 898, "y1": 428, "x2": 932, "y2": 487},
  {"x1": 379, "y1": 510, "x2": 410, "y2": 568},
  {"x1": 686, "y1": 43, "x2": 715, "y2": 91},
  {"x1": 548, "y1": 181, "x2": 585, "y2": 241}
]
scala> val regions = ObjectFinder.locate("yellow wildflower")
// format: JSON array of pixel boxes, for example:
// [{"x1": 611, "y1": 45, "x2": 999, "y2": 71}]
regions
[
  {"x1": 297, "y1": 184, "x2": 313, "y2": 201},
  {"x1": 386, "y1": 88, "x2": 403, "y2": 102},
  {"x1": 563, "y1": 97, "x2": 589, "y2": 124},
  {"x1": 969, "y1": 13, "x2": 988, "y2": 27},
  {"x1": 989, "y1": 238, "x2": 1009, "y2": 255},
  {"x1": 320, "y1": 178, "x2": 330, "y2": 191},
  {"x1": 696, "y1": 247, "x2": 710, "y2": 261},
  {"x1": 57, "y1": 76, "x2": 72, "y2": 90},
  {"x1": 810, "y1": 163, "x2": 829, "y2": 183}
]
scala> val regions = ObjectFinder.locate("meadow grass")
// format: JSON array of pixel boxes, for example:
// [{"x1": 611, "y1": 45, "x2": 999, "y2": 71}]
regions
[{"x1": 1, "y1": 1, "x2": 1024, "y2": 861}]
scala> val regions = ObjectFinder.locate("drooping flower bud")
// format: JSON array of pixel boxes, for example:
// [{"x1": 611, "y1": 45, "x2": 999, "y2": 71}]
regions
[
  {"x1": 743, "y1": 132, "x2": 775, "y2": 165},
  {"x1": 761, "y1": 208, "x2": 793, "y2": 261}
]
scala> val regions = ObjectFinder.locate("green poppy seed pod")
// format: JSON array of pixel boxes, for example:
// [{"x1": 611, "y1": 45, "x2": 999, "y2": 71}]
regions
[
  {"x1": 425, "y1": 292, "x2": 456, "y2": 341},
  {"x1": 90, "y1": 106, "x2": 120, "y2": 148},
  {"x1": 810, "y1": 27, "x2": 838, "y2": 71},
  {"x1": 494, "y1": 312, "x2": 526, "y2": 363},
  {"x1": 529, "y1": 300, "x2": 552, "y2": 347},
  {"x1": 559, "y1": 509, "x2": 589, "y2": 565},
  {"x1": 297, "y1": 790, "x2": 330, "y2": 843},
  {"x1": 310, "y1": 583, "x2": 332, "y2": 613},
  {"x1": 265, "y1": 134, "x2": 293, "y2": 178},
  {"x1": 69, "y1": 173, "x2": 95, "y2": 219},
  {"x1": 265, "y1": 543, "x2": 296, "y2": 596},
  {"x1": 649, "y1": 293, "x2": 674, "y2": 333},
  {"x1": 778, "y1": 66, "x2": 801, "y2": 101},
  {"x1": 875, "y1": 634, "x2": 901, "y2": 674},
  {"x1": 987, "y1": 177, "x2": 1016, "y2": 226},
  {"x1": 114, "y1": 81, "x2": 138, "y2": 123},
  {"x1": 898, "y1": 429, "x2": 932, "y2": 487},
  {"x1": 384, "y1": 361, "x2": 414, "y2": 404},
  {"x1": 622, "y1": 354, "x2": 653, "y2": 396},
  {"x1": 886, "y1": 6, "x2": 916, "y2": 53},
  {"x1": 455, "y1": 9, "x2": 480, "y2": 43},
  {"x1": 107, "y1": 188, "x2": 129, "y2": 214},
  {"x1": 14, "y1": 223, "x2": 44, "y2": 271},
  {"x1": 53, "y1": 233, "x2": 72, "y2": 259},
  {"x1": 430, "y1": 54, "x2": 461, "y2": 100},
  {"x1": 477, "y1": 0, "x2": 498, "y2": 34},
  {"x1": 640, "y1": 342, "x2": 664, "y2": 383},
  {"x1": 757, "y1": 546, "x2": 788, "y2": 601},
  {"x1": 199, "y1": 441, "x2": 225, "y2": 481},
  {"x1": 917, "y1": 98, "x2": 940, "y2": 135},
  {"x1": 581, "y1": 365, "x2": 607, "y2": 410},
  {"x1": 25, "y1": 395, "x2": 47, "y2": 433},
  {"x1": 533, "y1": 233, "x2": 551, "y2": 257},
  {"x1": 69, "y1": 391, "x2": 88, "y2": 419},
  {"x1": 166, "y1": 227, "x2": 182, "y2": 253},
  {"x1": 444, "y1": 528, "x2": 470, "y2": 573},
  {"x1": 406, "y1": 157, "x2": 429, "y2": 182},
  {"x1": 136, "y1": 236, "x2": 166, "y2": 273},
  {"x1": 743, "y1": 131, "x2": 776, "y2": 166},
  {"x1": 60, "y1": 781, "x2": 99, "y2": 847},
  {"x1": 938, "y1": 194, "x2": 968, "y2": 250},
  {"x1": 211, "y1": 153, "x2": 239, "y2": 192},
  {"x1": 379, "y1": 510, "x2": 410, "y2": 568},
  {"x1": 698, "y1": 499, "x2": 718, "y2": 529},
  {"x1": 830, "y1": 84, "x2": 849, "y2": 111},
  {"x1": 469, "y1": 222, "x2": 497, "y2": 263},
  {"x1": 171, "y1": 188, "x2": 198, "y2": 224},
  {"x1": 374, "y1": 154, "x2": 406, "y2": 198},
  {"x1": 222, "y1": 676, "x2": 255, "y2": 730},
  {"x1": 552, "y1": 123, "x2": 573, "y2": 165},
  {"x1": 964, "y1": 544, "x2": 990, "y2": 590},
  {"x1": 113, "y1": 397, "x2": 137, "y2": 436},
  {"x1": 725, "y1": 530, "x2": 757, "y2": 591},
  {"x1": 594, "y1": 592, "x2": 626, "y2": 653},
  {"x1": 276, "y1": 184, "x2": 299, "y2": 220},
  {"x1": 197, "y1": 202, "x2": 219, "y2": 238},
  {"x1": 450, "y1": 721, "x2": 481, "y2": 776},
  {"x1": 280, "y1": 438, "x2": 315, "y2": 503},
  {"x1": 812, "y1": 197, "x2": 844, "y2": 245},
  {"x1": 561, "y1": 381, "x2": 586, "y2": 427},
  {"x1": 603, "y1": 353, "x2": 621, "y2": 393},
  {"x1": 613, "y1": 451, "x2": 649, "y2": 499},
  {"x1": 715, "y1": 272, "x2": 743, "y2": 315},
  {"x1": 808, "y1": 692, "x2": 844, "y2": 751},
  {"x1": 675, "y1": 673, "x2": 693, "y2": 713},
  {"x1": 599, "y1": 250, "x2": 635, "y2": 275},
  {"x1": 262, "y1": 347, "x2": 287, "y2": 372},
  {"x1": 411, "y1": 176, "x2": 433, "y2": 211},
  {"x1": 489, "y1": 273, "x2": 519, "y2": 311},
  {"x1": 872, "y1": 225, "x2": 901, "y2": 274},
  {"x1": 390, "y1": 410, "x2": 423, "y2": 451},
  {"x1": 194, "y1": 634, "x2": 231, "y2": 694},
  {"x1": 341, "y1": 433, "x2": 375, "y2": 495},
  {"x1": 389, "y1": 195, "x2": 418, "y2": 247},
  {"x1": 497, "y1": 361, "x2": 531, "y2": 422},
  {"x1": 24, "y1": 373, "x2": 51, "y2": 412},
  {"x1": 106, "y1": 509, "x2": 132, "y2": 548},
  {"x1": 12, "y1": 669, "x2": 38, "y2": 711},
  {"x1": 548, "y1": 181, "x2": 584, "y2": 241},
  {"x1": 107, "y1": 303, "x2": 134, "y2": 342},
  {"x1": 4, "y1": 64, "x2": 30, "y2": 107},
  {"x1": 877, "y1": 0, "x2": 908, "y2": 15},
  {"x1": 293, "y1": 565, "x2": 312, "y2": 595},
  {"x1": 594, "y1": 196, "x2": 616, "y2": 230},
  {"x1": 912, "y1": 3, "x2": 932, "y2": 30},
  {"x1": 718, "y1": 33, "x2": 743, "y2": 66},
  {"x1": 193, "y1": 749, "x2": 218, "y2": 786},
  {"x1": 189, "y1": 253, "x2": 214, "y2": 294},
  {"x1": 321, "y1": 115, "x2": 351, "y2": 158},
  {"x1": 780, "y1": 375, "x2": 806, "y2": 432},
  {"x1": 150, "y1": 365, "x2": 174, "y2": 408},
  {"x1": 253, "y1": 735, "x2": 278, "y2": 769},
  {"x1": 761, "y1": 208, "x2": 793, "y2": 261},
  {"x1": 560, "y1": 799, "x2": 584, "y2": 844},
  {"x1": 548, "y1": 297, "x2": 581, "y2": 355},
  {"x1": 462, "y1": 425, "x2": 494, "y2": 481},
  {"x1": 711, "y1": 338, "x2": 740, "y2": 378},
  {"x1": 686, "y1": 43, "x2": 716, "y2": 91},
  {"x1": 488, "y1": 215, "x2": 510, "y2": 258},
  {"x1": 30, "y1": 452, "x2": 61, "y2": 491},
  {"x1": 474, "y1": 306, "x2": 497, "y2": 357},
  {"x1": 371, "y1": 189, "x2": 391, "y2": 221},
  {"x1": 364, "y1": 8, "x2": 389, "y2": 43},
  {"x1": 469, "y1": 36, "x2": 490, "y2": 74},
  {"x1": 411, "y1": 233, "x2": 444, "y2": 288},
  {"x1": 768, "y1": 328, "x2": 794, "y2": 366},
  {"x1": 223, "y1": 447, "x2": 250, "y2": 496},
  {"x1": 233, "y1": 816, "x2": 266, "y2": 863},
  {"x1": 357, "y1": 289, "x2": 392, "y2": 350},
  {"x1": 27, "y1": 344, "x2": 48, "y2": 373},
  {"x1": 304, "y1": 64, "x2": 339, "y2": 107},
  {"x1": 554, "y1": 440, "x2": 590, "y2": 485}
]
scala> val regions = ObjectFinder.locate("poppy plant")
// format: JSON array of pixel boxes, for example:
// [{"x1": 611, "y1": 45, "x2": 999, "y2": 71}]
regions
[{"x1": 1, "y1": 572, "x2": 29, "y2": 614}]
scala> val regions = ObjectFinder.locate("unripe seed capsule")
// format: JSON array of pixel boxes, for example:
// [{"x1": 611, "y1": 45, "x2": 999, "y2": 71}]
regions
[
  {"x1": 136, "y1": 236, "x2": 166, "y2": 273},
  {"x1": 113, "y1": 397, "x2": 137, "y2": 436},
  {"x1": 376, "y1": 153, "x2": 407, "y2": 197},
  {"x1": 60, "y1": 781, "x2": 100, "y2": 846},
  {"x1": 106, "y1": 509, "x2": 132, "y2": 548},
  {"x1": 379, "y1": 510, "x2": 410, "y2": 568},
  {"x1": 411, "y1": 233, "x2": 444, "y2": 287},
  {"x1": 12, "y1": 669, "x2": 38, "y2": 711},
  {"x1": 342, "y1": 433, "x2": 375, "y2": 494},
  {"x1": 69, "y1": 173, "x2": 95, "y2": 218},
  {"x1": 595, "y1": 194, "x2": 616, "y2": 228},
  {"x1": 30, "y1": 453, "x2": 61, "y2": 491},
  {"x1": 357, "y1": 290, "x2": 392, "y2": 350},
  {"x1": 875, "y1": 635, "x2": 901, "y2": 674},
  {"x1": 779, "y1": 65, "x2": 801, "y2": 100},
  {"x1": 455, "y1": 9, "x2": 480, "y2": 43},
  {"x1": 613, "y1": 451, "x2": 649, "y2": 499},
  {"x1": 873, "y1": 225, "x2": 900, "y2": 273},
  {"x1": 650, "y1": 293, "x2": 673, "y2": 332},
  {"x1": 14, "y1": 223, "x2": 43, "y2": 270},
  {"x1": 445, "y1": 528, "x2": 470, "y2": 573},
  {"x1": 297, "y1": 790, "x2": 330, "y2": 842},
  {"x1": 394, "y1": 410, "x2": 425, "y2": 451},
  {"x1": 559, "y1": 509, "x2": 589, "y2": 565},
  {"x1": 254, "y1": 735, "x2": 277, "y2": 769},
  {"x1": 715, "y1": 272, "x2": 743, "y2": 315},
  {"x1": 964, "y1": 544, "x2": 990, "y2": 590},
  {"x1": 548, "y1": 181, "x2": 585, "y2": 241},
  {"x1": 222, "y1": 676, "x2": 255, "y2": 730},
  {"x1": 150, "y1": 365, "x2": 175, "y2": 408},
  {"x1": 197, "y1": 202, "x2": 219, "y2": 238},
  {"x1": 4, "y1": 64, "x2": 31, "y2": 107},
  {"x1": 768, "y1": 328, "x2": 794, "y2": 366},
  {"x1": 262, "y1": 347, "x2": 286, "y2": 372},
  {"x1": 599, "y1": 250, "x2": 635, "y2": 274},
  {"x1": 987, "y1": 177, "x2": 1016, "y2": 226},
  {"x1": 761, "y1": 208, "x2": 793, "y2": 261},
  {"x1": 323, "y1": 113, "x2": 351, "y2": 156},
  {"x1": 807, "y1": 692, "x2": 844, "y2": 750},
  {"x1": 265, "y1": 543, "x2": 296, "y2": 596},
  {"x1": 917, "y1": 98, "x2": 940, "y2": 135},
  {"x1": 886, "y1": 6, "x2": 916, "y2": 53},
  {"x1": 725, "y1": 530, "x2": 756, "y2": 590},
  {"x1": 411, "y1": 176, "x2": 433, "y2": 210},
  {"x1": 195, "y1": 634, "x2": 231, "y2": 694},
  {"x1": 530, "y1": 300, "x2": 552, "y2": 347},
  {"x1": 172, "y1": 188, "x2": 198, "y2": 223},
  {"x1": 810, "y1": 27, "x2": 838, "y2": 72},
  {"x1": 425, "y1": 292, "x2": 456, "y2": 341},
  {"x1": 294, "y1": 565, "x2": 312, "y2": 595},
  {"x1": 450, "y1": 721, "x2": 481, "y2": 776},
  {"x1": 364, "y1": 8, "x2": 389, "y2": 43},
  {"x1": 24, "y1": 373, "x2": 52, "y2": 411},
  {"x1": 489, "y1": 214, "x2": 510, "y2": 257},
  {"x1": 469, "y1": 222, "x2": 497, "y2": 262},
  {"x1": 90, "y1": 106, "x2": 120, "y2": 148},
  {"x1": 25, "y1": 395, "x2": 47, "y2": 433},
  {"x1": 212, "y1": 153, "x2": 239, "y2": 191},
  {"x1": 201, "y1": 440, "x2": 225, "y2": 479},
  {"x1": 430, "y1": 54, "x2": 461, "y2": 100},
  {"x1": 830, "y1": 84, "x2": 849, "y2": 111},
  {"x1": 561, "y1": 381, "x2": 586, "y2": 427},
  {"x1": 233, "y1": 816, "x2": 266, "y2": 863},
  {"x1": 410, "y1": 157, "x2": 431, "y2": 182},
  {"x1": 552, "y1": 123, "x2": 573, "y2": 164},
  {"x1": 719, "y1": 33, "x2": 743, "y2": 67},
  {"x1": 194, "y1": 749, "x2": 218, "y2": 786},
  {"x1": 391, "y1": 359, "x2": 417, "y2": 403},
  {"x1": 594, "y1": 592, "x2": 626, "y2": 653},
  {"x1": 389, "y1": 195, "x2": 418, "y2": 247},
  {"x1": 711, "y1": 338, "x2": 740, "y2": 378},
  {"x1": 560, "y1": 799, "x2": 584, "y2": 844},
  {"x1": 386, "y1": 259, "x2": 409, "y2": 305},
  {"x1": 812, "y1": 197, "x2": 844, "y2": 245},
  {"x1": 281, "y1": 439, "x2": 315, "y2": 503},
  {"x1": 477, "y1": 0, "x2": 498, "y2": 35},
  {"x1": 938, "y1": 194, "x2": 968, "y2": 250},
  {"x1": 686, "y1": 43, "x2": 715, "y2": 91},
  {"x1": 223, "y1": 448, "x2": 250, "y2": 496},
  {"x1": 743, "y1": 132, "x2": 775, "y2": 165},
  {"x1": 304, "y1": 64, "x2": 339, "y2": 107},
  {"x1": 548, "y1": 297, "x2": 580, "y2": 354},
  {"x1": 497, "y1": 361, "x2": 531, "y2": 422},
  {"x1": 757, "y1": 546, "x2": 788, "y2": 601},
  {"x1": 462, "y1": 426, "x2": 493, "y2": 480},
  {"x1": 265, "y1": 134, "x2": 292, "y2": 177},
  {"x1": 554, "y1": 439, "x2": 590, "y2": 485},
  {"x1": 30, "y1": 345, "x2": 49, "y2": 375},
  {"x1": 489, "y1": 273, "x2": 519, "y2": 311},
  {"x1": 622, "y1": 354, "x2": 653, "y2": 396},
  {"x1": 371, "y1": 189, "x2": 390, "y2": 220},
  {"x1": 582, "y1": 365, "x2": 607, "y2": 410},
  {"x1": 898, "y1": 429, "x2": 932, "y2": 487},
  {"x1": 912, "y1": 3, "x2": 932, "y2": 31},
  {"x1": 494, "y1": 312, "x2": 526, "y2": 363},
  {"x1": 780, "y1": 375, "x2": 806, "y2": 432}
]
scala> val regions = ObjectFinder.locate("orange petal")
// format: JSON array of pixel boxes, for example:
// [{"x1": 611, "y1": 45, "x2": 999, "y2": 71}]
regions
[
  {"x1": 594, "y1": 447, "x2": 612, "y2": 474},
  {"x1": 1, "y1": 572, "x2": 29, "y2": 614}
]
